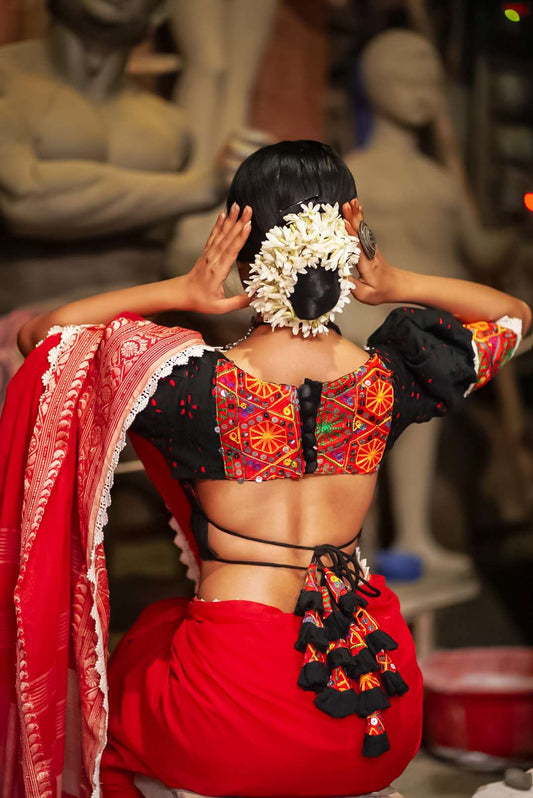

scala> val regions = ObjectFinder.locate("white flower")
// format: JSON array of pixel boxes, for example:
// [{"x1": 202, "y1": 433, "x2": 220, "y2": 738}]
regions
[{"x1": 245, "y1": 203, "x2": 360, "y2": 336}]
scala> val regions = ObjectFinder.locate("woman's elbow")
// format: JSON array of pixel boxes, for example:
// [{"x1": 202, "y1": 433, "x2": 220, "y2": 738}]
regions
[
  {"x1": 517, "y1": 300, "x2": 532, "y2": 336},
  {"x1": 17, "y1": 313, "x2": 54, "y2": 357},
  {"x1": 17, "y1": 319, "x2": 35, "y2": 357}
]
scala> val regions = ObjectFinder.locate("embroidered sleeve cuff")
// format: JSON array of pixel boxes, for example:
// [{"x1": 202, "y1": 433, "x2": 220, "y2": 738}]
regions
[{"x1": 464, "y1": 316, "x2": 522, "y2": 395}]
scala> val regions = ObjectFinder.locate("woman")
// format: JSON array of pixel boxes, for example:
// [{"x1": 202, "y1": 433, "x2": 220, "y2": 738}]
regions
[{"x1": 5, "y1": 141, "x2": 531, "y2": 798}]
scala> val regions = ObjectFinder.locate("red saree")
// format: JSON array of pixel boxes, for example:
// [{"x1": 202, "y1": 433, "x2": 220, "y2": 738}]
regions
[{"x1": 0, "y1": 316, "x2": 207, "y2": 798}]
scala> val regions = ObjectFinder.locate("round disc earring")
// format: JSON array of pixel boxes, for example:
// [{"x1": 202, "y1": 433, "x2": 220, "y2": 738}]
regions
[{"x1": 358, "y1": 221, "x2": 377, "y2": 260}]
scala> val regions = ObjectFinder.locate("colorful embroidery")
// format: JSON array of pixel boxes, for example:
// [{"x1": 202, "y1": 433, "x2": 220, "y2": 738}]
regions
[
  {"x1": 295, "y1": 545, "x2": 409, "y2": 757},
  {"x1": 466, "y1": 320, "x2": 519, "y2": 391},
  {"x1": 317, "y1": 354, "x2": 393, "y2": 475},
  {"x1": 215, "y1": 359, "x2": 303, "y2": 480},
  {"x1": 215, "y1": 353, "x2": 393, "y2": 481},
  {"x1": 363, "y1": 712, "x2": 390, "y2": 757}
]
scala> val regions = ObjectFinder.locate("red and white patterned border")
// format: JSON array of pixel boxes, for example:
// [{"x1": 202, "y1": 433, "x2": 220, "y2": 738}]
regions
[{"x1": 87, "y1": 340, "x2": 206, "y2": 796}]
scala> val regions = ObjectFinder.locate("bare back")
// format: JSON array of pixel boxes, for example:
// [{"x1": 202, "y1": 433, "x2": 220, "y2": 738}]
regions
[{"x1": 196, "y1": 326, "x2": 378, "y2": 611}]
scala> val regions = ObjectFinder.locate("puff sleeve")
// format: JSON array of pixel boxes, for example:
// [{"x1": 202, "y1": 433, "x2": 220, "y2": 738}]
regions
[
  {"x1": 129, "y1": 370, "x2": 182, "y2": 446},
  {"x1": 367, "y1": 307, "x2": 522, "y2": 447}
]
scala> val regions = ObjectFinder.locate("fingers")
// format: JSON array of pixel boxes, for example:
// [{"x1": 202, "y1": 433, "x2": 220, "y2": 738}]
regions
[
  {"x1": 208, "y1": 203, "x2": 251, "y2": 255},
  {"x1": 219, "y1": 292, "x2": 252, "y2": 313},
  {"x1": 203, "y1": 203, "x2": 238, "y2": 254},
  {"x1": 203, "y1": 211, "x2": 226, "y2": 253},
  {"x1": 217, "y1": 214, "x2": 252, "y2": 266},
  {"x1": 342, "y1": 198, "x2": 364, "y2": 233},
  {"x1": 344, "y1": 218, "x2": 358, "y2": 238},
  {"x1": 216, "y1": 202, "x2": 243, "y2": 243},
  {"x1": 207, "y1": 204, "x2": 252, "y2": 267}
]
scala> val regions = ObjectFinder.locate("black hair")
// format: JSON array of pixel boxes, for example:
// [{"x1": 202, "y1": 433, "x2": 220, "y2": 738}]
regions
[{"x1": 226, "y1": 140, "x2": 356, "y2": 321}]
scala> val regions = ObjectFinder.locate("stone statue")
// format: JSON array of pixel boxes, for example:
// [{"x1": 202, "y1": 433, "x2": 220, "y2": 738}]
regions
[
  {"x1": 168, "y1": 0, "x2": 278, "y2": 169},
  {"x1": 0, "y1": 0, "x2": 227, "y2": 312},
  {"x1": 343, "y1": 30, "x2": 516, "y2": 571},
  {"x1": 165, "y1": 0, "x2": 278, "y2": 284}
]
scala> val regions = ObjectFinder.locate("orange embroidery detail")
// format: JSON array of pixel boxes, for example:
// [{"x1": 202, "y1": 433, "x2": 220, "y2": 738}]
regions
[
  {"x1": 466, "y1": 321, "x2": 518, "y2": 390},
  {"x1": 215, "y1": 360, "x2": 302, "y2": 480},
  {"x1": 329, "y1": 666, "x2": 353, "y2": 691},
  {"x1": 359, "y1": 672, "x2": 381, "y2": 692},
  {"x1": 365, "y1": 378, "x2": 394, "y2": 417},
  {"x1": 318, "y1": 354, "x2": 393, "y2": 475},
  {"x1": 366, "y1": 712, "x2": 386, "y2": 736},
  {"x1": 215, "y1": 353, "x2": 393, "y2": 480},
  {"x1": 354, "y1": 437, "x2": 386, "y2": 472}
]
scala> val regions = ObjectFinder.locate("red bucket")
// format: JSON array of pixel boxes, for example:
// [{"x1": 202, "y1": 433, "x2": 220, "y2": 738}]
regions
[{"x1": 421, "y1": 648, "x2": 533, "y2": 767}]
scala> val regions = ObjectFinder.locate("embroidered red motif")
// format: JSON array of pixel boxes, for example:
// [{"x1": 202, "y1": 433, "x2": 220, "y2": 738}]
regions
[
  {"x1": 215, "y1": 359, "x2": 303, "y2": 480},
  {"x1": 466, "y1": 321, "x2": 518, "y2": 390},
  {"x1": 214, "y1": 353, "x2": 394, "y2": 481},
  {"x1": 316, "y1": 354, "x2": 393, "y2": 475}
]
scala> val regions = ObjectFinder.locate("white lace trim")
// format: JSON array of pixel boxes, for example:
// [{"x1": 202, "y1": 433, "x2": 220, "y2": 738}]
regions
[
  {"x1": 89, "y1": 343, "x2": 206, "y2": 797},
  {"x1": 464, "y1": 338, "x2": 480, "y2": 398},
  {"x1": 169, "y1": 516, "x2": 201, "y2": 589},
  {"x1": 40, "y1": 325, "x2": 90, "y2": 388},
  {"x1": 356, "y1": 545, "x2": 370, "y2": 580},
  {"x1": 464, "y1": 315, "x2": 523, "y2": 397}
]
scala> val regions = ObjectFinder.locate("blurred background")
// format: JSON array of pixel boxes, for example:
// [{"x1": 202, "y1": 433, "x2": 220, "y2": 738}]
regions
[{"x1": 1, "y1": 1, "x2": 532, "y2": 796}]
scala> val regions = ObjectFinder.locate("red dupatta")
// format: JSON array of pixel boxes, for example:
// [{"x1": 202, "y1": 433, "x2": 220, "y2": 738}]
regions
[{"x1": 0, "y1": 315, "x2": 205, "y2": 798}]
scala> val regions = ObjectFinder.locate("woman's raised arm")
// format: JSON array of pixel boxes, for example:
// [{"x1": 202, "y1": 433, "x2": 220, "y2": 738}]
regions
[
  {"x1": 17, "y1": 204, "x2": 252, "y2": 355},
  {"x1": 343, "y1": 199, "x2": 531, "y2": 334}
]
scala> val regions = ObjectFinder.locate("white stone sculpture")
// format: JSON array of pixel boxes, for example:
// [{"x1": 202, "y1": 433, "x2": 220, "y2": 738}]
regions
[
  {"x1": 344, "y1": 31, "x2": 516, "y2": 571},
  {"x1": 168, "y1": 0, "x2": 278, "y2": 169},
  {"x1": 165, "y1": 0, "x2": 278, "y2": 280},
  {"x1": 0, "y1": 0, "x2": 227, "y2": 310}
]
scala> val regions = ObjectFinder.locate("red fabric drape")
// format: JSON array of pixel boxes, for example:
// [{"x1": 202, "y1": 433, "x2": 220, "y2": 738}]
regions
[{"x1": 0, "y1": 317, "x2": 204, "y2": 797}]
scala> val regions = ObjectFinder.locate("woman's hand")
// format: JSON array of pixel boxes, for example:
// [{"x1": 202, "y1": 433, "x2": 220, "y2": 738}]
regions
[
  {"x1": 342, "y1": 199, "x2": 531, "y2": 330},
  {"x1": 180, "y1": 203, "x2": 253, "y2": 314},
  {"x1": 17, "y1": 204, "x2": 253, "y2": 355},
  {"x1": 342, "y1": 199, "x2": 398, "y2": 306}
]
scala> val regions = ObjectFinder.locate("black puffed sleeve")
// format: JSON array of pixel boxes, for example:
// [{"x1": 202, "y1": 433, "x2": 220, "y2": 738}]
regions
[
  {"x1": 368, "y1": 307, "x2": 476, "y2": 447},
  {"x1": 129, "y1": 370, "x2": 182, "y2": 444},
  {"x1": 128, "y1": 351, "x2": 224, "y2": 479},
  {"x1": 368, "y1": 306, "x2": 522, "y2": 448}
]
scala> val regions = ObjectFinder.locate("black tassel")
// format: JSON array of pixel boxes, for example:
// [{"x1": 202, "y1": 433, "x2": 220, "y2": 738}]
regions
[
  {"x1": 381, "y1": 669, "x2": 409, "y2": 697},
  {"x1": 313, "y1": 666, "x2": 360, "y2": 718},
  {"x1": 295, "y1": 621, "x2": 328, "y2": 653},
  {"x1": 338, "y1": 590, "x2": 367, "y2": 614},
  {"x1": 314, "y1": 686, "x2": 360, "y2": 718},
  {"x1": 294, "y1": 563, "x2": 323, "y2": 616},
  {"x1": 298, "y1": 661, "x2": 329, "y2": 692},
  {"x1": 324, "y1": 610, "x2": 352, "y2": 641},
  {"x1": 356, "y1": 687, "x2": 390, "y2": 718},
  {"x1": 364, "y1": 629, "x2": 398, "y2": 655},
  {"x1": 362, "y1": 713, "x2": 391, "y2": 757},
  {"x1": 344, "y1": 648, "x2": 377, "y2": 679},
  {"x1": 362, "y1": 729, "x2": 391, "y2": 757},
  {"x1": 326, "y1": 646, "x2": 353, "y2": 671},
  {"x1": 295, "y1": 589, "x2": 323, "y2": 615}
]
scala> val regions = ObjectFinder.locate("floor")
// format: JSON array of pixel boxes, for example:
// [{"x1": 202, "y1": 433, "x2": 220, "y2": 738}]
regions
[{"x1": 395, "y1": 752, "x2": 499, "y2": 798}]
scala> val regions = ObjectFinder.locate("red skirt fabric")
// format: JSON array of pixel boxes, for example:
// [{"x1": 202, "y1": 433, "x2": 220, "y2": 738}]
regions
[{"x1": 101, "y1": 575, "x2": 422, "y2": 797}]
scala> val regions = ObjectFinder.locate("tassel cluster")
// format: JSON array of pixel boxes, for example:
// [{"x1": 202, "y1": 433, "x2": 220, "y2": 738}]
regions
[{"x1": 294, "y1": 549, "x2": 409, "y2": 758}]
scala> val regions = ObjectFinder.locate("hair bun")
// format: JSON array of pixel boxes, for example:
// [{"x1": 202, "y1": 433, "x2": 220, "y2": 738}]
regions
[{"x1": 289, "y1": 267, "x2": 341, "y2": 321}]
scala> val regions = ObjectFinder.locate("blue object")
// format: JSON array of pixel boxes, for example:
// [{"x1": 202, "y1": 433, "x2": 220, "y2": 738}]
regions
[{"x1": 373, "y1": 549, "x2": 423, "y2": 581}]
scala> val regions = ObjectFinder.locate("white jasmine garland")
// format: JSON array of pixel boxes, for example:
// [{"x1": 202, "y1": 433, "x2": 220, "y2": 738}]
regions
[{"x1": 245, "y1": 202, "x2": 360, "y2": 337}]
